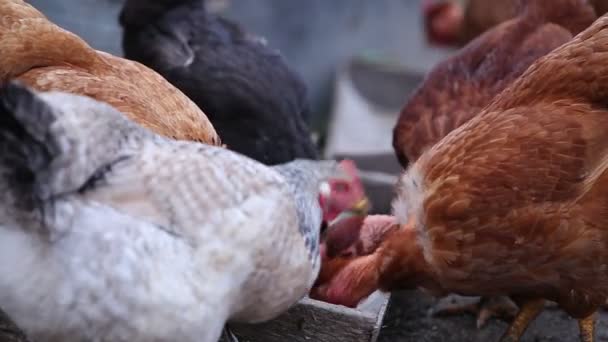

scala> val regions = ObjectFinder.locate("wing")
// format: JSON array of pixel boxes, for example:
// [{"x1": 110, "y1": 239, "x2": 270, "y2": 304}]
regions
[
  {"x1": 84, "y1": 141, "x2": 297, "y2": 243},
  {"x1": 416, "y1": 16, "x2": 608, "y2": 289},
  {"x1": 17, "y1": 56, "x2": 221, "y2": 146}
]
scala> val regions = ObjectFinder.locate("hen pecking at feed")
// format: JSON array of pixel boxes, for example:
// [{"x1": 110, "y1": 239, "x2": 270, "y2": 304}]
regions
[
  {"x1": 394, "y1": 0, "x2": 598, "y2": 327},
  {"x1": 314, "y1": 11, "x2": 608, "y2": 342}
]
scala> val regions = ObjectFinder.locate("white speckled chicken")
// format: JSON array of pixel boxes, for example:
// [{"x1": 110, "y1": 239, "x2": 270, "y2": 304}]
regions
[{"x1": 0, "y1": 82, "x2": 366, "y2": 342}]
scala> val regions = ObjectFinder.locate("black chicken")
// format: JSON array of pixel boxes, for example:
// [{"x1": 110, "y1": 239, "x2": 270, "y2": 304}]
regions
[{"x1": 119, "y1": 0, "x2": 318, "y2": 165}]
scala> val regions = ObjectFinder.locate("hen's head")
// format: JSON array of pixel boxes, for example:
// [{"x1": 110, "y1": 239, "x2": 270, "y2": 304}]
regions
[
  {"x1": 318, "y1": 160, "x2": 368, "y2": 225},
  {"x1": 312, "y1": 215, "x2": 399, "y2": 307},
  {"x1": 422, "y1": 0, "x2": 464, "y2": 46},
  {"x1": 272, "y1": 158, "x2": 369, "y2": 261}
]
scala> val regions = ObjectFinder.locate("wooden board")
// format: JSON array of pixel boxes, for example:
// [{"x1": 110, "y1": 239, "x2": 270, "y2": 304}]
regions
[{"x1": 222, "y1": 291, "x2": 391, "y2": 342}]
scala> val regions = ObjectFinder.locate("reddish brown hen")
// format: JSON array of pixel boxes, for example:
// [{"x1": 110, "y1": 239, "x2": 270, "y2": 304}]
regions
[
  {"x1": 316, "y1": 12, "x2": 608, "y2": 342},
  {"x1": 396, "y1": 0, "x2": 597, "y2": 168}
]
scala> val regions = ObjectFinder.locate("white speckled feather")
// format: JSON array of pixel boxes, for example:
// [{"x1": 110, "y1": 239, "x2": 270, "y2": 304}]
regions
[{"x1": 0, "y1": 84, "x2": 323, "y2": 342}]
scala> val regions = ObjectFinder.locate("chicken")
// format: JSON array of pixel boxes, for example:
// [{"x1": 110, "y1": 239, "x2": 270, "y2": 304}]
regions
[
  {"x1": 0, "y1": 81, "x2": 368, "y2": 342},
  {"x1": 0, "y1": 0, "x2": 220, "y2": 146},
  {"x1": 313, "y1": 12, "x2": 608, "y2": 342},
  {"x1": 119, "y1": 0, "x2": 318, "y2": 165},
  {"x1": 393, "y1": 0, "x2": 597, "y2": 326},
  {"x1": 400, "y1": 0, "x2": 598, "y2": 168},
  {"x1": 424, "y1": 0, "x2": 608, "y2": 47}
]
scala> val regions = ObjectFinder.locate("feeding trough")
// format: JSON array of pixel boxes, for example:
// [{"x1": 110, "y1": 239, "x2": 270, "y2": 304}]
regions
[{"x1": 222, "y1": 292, "x2": 390, "y2": 342}]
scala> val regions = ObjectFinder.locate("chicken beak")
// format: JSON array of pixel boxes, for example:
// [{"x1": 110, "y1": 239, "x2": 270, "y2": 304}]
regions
[
  {"x1": 352, "y1": 197, "x2": 370, "y2": 215},
  {"x1": 327, "y1": 196, "x2": 370, "y2": 228}
]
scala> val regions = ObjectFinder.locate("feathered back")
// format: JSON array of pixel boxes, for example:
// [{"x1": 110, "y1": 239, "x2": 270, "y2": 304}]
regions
[
  {"x1": 491, "y1": 14, "x2": 608, "y2": 109},
  {"x1": 0, "y1": 0, "x2": 221, "y2": 146},
  {"x1": 393, "y1": 0, "x2": 596, "y2": 168},
  {"x1": 0, "y1": 0, "x2": 98, "y2": 82},
  {"x1": 422, "y1": 13, "x2": 608, "y2": 213}
]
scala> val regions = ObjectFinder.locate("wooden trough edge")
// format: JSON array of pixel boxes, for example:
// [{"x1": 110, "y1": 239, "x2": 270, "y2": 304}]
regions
[{"x1": 224, "y1": 292, "x2": 391, "y2": 342}]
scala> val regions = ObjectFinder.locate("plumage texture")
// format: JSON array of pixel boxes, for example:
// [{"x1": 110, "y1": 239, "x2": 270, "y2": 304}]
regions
[
  {"x1": 119, "y1": 0, "x2": 318, "y2": 165},
  {"x1": 395, "y1": 0, "x2": 597, "y2": 167},
  {"x1": 388, "y1": 11, "x2": 608, "y2": 319},
  {"x1": 0, "y1": 82, "x2": 343, "y2": 342},
  {"x1": 314, "y1": 11, "x2": 608, "y2": 339},
  {"x1": 0, "y1": 0, "x2": 220, "y2": 145}
]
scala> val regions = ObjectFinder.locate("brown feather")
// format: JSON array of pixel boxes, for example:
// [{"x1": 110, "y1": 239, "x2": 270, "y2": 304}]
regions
[
  {"x1": 394, "y1": 0, "x2": 597, "y2": 167},
  {"x1": 0, "y1": 0, "x2": 221, "y2": 145}
]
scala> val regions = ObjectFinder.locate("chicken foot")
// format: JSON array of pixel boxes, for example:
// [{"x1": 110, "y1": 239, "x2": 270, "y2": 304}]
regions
[
  {"x1": 578, "y1": 313, "x2": 596, "y2": 342},
  {"x1": 499, "y1": 298, "x2": 545, "y2": 342},
  {"x1": 429, "y1": 294, "x2": 518, "y2": 328}
]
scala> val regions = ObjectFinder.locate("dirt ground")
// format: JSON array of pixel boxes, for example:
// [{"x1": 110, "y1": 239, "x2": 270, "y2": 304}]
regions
[{"x1": 378, "y1": 291, "x2": 608, "y2": 342}]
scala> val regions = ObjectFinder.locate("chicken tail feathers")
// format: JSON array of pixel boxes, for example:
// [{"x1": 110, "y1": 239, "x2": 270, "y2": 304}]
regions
[
  {"x1": 0, "y1": 81, "x2": 62, "y2": 208},
  {"x1": 0, "y1": 0, "x2": 100, "y2": 83}
]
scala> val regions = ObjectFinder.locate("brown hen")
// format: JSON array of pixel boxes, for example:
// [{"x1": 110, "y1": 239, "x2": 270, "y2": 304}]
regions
[
  {"x1": 394, "y1": 0, "x2": 597, "y2": 326},
  {"x1": 0, "y1": 0, "x2": 220, "y2": 145},
  {"x1": 396, "y1": 0, "x2": 597, "y2": 168},
  {"x1": 318, "y1": 12, "x2": 608, "y2": 342}
]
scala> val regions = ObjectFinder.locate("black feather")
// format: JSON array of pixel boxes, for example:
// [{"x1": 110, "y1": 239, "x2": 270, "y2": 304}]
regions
[
  {"x1": 0, "y1": 81, "x2": 59, "y2": 209},
  {"x1": 121, "y1": 0, "x2": 318, "y2": 165}
]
